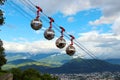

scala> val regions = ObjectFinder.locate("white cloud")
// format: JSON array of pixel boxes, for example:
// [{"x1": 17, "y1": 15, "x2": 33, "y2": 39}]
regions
[
  {"x1": 60, "y1": 0, "x2": 90, "y2": 16},
  {"x1": 67, "y1": 17, "x2": 74, "y2": 22},
  {"x1": 17, "y1": 0, "x2": 120, "y2": 26},
  {"x1": 89, "y1": 0, "x2": 120, "y2": 17},
  {"x1": 2, "y1": 31, "x2": 120, "y2": 59},
  {"x1": 19, "y1": 0, "x2": 91, "y2": 16},
  {"x1": 27, "y1": 0, "x2": 120, "y2": 17},
  {"x1": 112, "y1": 16, "x2": 120, "y2": 35},
  {"x1": 89, "y1": 0, "x2": 120, "y2": 25},
  {"x1": 76, "y1": 31, "x2": 120, "y2": 59},
  {"x1": 13, "y1": 37, "x2": 28, "y2": 42},
  {"x1": 3, "y1": 39, "x2": 62, "y2": 54},
  {"x1": 17, "y1": 0, "x2": 120, "y2": 27},
  {"x1": 89, "y1": 16, "x2": 117, "y2": 25}
]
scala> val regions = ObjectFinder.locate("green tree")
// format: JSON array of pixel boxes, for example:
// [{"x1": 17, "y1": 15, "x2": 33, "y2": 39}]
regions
[
  {"x1": 0, "y1": 40, "x2": 7, "y2": 70},
  {"x1": 9, "y1": 68, "x2": 58, "y2": 80},
  {"x1": 0, "y1": 0, "x2": 6, "y2": 5},
  {"x1": 0, "y1": 10, "x2": 4, "y2": 25},
  {"x1": 0, "y1": 0, "x2": 6, "y2": 25},
  {"x1": 0, "y1": 16, "x2": 4, "y2": 25},
  {"x1": 22, "y1": 68, "x2": 41, "y2": 80},
  {"x1": 41, "y1": 73, "x2": 58, "y2": 80},
  {"x1": 0, "y1": 9, "x2": 3, "y2": 16},
  {"x1": 10, "y1": 68, "x2": 22, "y2": 80}
]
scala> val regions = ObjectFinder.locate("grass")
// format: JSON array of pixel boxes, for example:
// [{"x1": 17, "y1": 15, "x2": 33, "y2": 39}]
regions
[
  {"x1": 2, "y1": 61, "x2": 54, "y2": 70},
  {"x1": 0, "y1": 70, "x2": 7, "y2": 76}
]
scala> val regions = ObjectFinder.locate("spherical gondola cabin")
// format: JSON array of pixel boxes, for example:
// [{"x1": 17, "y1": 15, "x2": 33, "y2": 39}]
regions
[
  {"x1": 31, "y1": 19, "x2": 42, "y2": 30},
  {"x1": 44, "y1": 28, "x2": 55, "y2": 40},
  {"x1": 56, "y1": 37, "x2": 66, "y2": 49},
  {"x1": 0, "y1": 40, "x2": 3, "y2": 47},
  {"x1": 66, "y1": 45, "x2": 76, "y2": 56}
]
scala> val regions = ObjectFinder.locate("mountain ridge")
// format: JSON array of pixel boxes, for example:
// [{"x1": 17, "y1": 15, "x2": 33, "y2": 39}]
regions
[
  {"x1": 19, "y1": 58, "x2": 120, "y2": 74},
  {"x1": 105, "y1": 58, "x2": 120, "y2": 65}
]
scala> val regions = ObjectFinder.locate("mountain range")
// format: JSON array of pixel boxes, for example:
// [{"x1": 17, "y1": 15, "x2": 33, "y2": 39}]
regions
[
  {"x1": 19, "y1": 58, "x2": 120, "y2": 74},
  {"x1": 105, "y1": 59, "x2": 120, "y2": 65},
  {"x1": 3, "y1": 52, "x2": 120, "y2": 73},
  {"x1": 3, "y1": 52, "x2": 72, "y2": 69}
]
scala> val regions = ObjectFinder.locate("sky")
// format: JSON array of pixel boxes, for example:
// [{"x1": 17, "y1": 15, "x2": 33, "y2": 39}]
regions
[{"x1": 0, "y1": 0, "x2": 120, "y2": 59}]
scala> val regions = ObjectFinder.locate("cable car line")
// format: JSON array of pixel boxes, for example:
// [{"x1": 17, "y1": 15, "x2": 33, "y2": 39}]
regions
[
  {"x1": 20, "y1": 0, "x2": 36, "y2": 13},
  {"x1": 74, "y1": 39, "x2": 99, "y2": 59},
  {"x1": 8, "y1": 1, "x2": 32, "y2": 20},
  {"x1": 10, "y1": 0, "x2": 84, "y2": 58},
  {"x1": 30, "y1": 4, "x2": 100, "y2": 60},
  {"x1": 9, "y1": 0, "x2": 46, "y2": 31},
  {"x1": 10, "y1": 1, "x2": 33, "y2": 19},
  {"x1": 23, "y1": 1, "x2": 104, "y2": 60},
  {"x1": 8, "y1": 0, "x2": 107, "y2": 67},
  {"x1": 9, "y1": 0, "x2": 87, "y2": 58},
  {"x1": 53, "y1": 21, "x2": 99, "y2": 60},
  {"x1": 21, "y1": 0, "x2": 104, "y2": 60},
  {"x1": 31, "y1": 8, "x2": 106, "y2": 67}
]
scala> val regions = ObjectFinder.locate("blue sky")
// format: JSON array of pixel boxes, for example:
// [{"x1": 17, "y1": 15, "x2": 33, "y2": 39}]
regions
[
  {"x1": 0, "y1": 0, "x2": 103, "y2": 41},
  {"x1": 1, "y1": 0, "x2": 120, "y2": 59},
  {"x1": 1, "y1": 5, "x2": 102, "y2": 41}
]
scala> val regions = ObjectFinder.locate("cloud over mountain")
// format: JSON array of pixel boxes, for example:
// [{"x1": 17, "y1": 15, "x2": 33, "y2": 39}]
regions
[
  {"x1": 3, "y1": 39, "x2": 61, "y2": 54},
  {"x1": 77, "y1": 31, "x2": 120, "y2": 59},
  {"x1": 89, "y1": 0, "x2": 120, "y2": 25}
]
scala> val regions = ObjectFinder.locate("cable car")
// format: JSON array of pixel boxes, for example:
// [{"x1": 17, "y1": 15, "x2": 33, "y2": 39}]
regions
[
  {"x1": 66, "y1": 45, "x2": 76, "y2": 56},
  {"x1": 0, "y1": 40, "x2": 3, "y2": 46},
  {"x1": 56, "y1": 37, "x2": 66, "y2": 49},
  {"x1": 31, "y1": 19, "x2": 42, "y2": 30},
  {"x1": 44, "y1": 28, "x2": 55, "y2": 40}
]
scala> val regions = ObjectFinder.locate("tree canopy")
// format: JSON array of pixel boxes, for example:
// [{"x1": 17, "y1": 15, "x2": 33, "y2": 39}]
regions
[
  {"x1": 0, "y1": 0, "x2": 6, "y2": 5},
  {"x1": 0, "y1": 0, "x2": 6, "y2": 25},
  {"x1": 0, "y1": 10, "x2": 4, "y2": 25},
  {"x1": 10, "y1": 68, "x2": 58, "y2": 80},
  {"x1": 0, "y1": 40, "x2": 7, "y2": 70}
]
